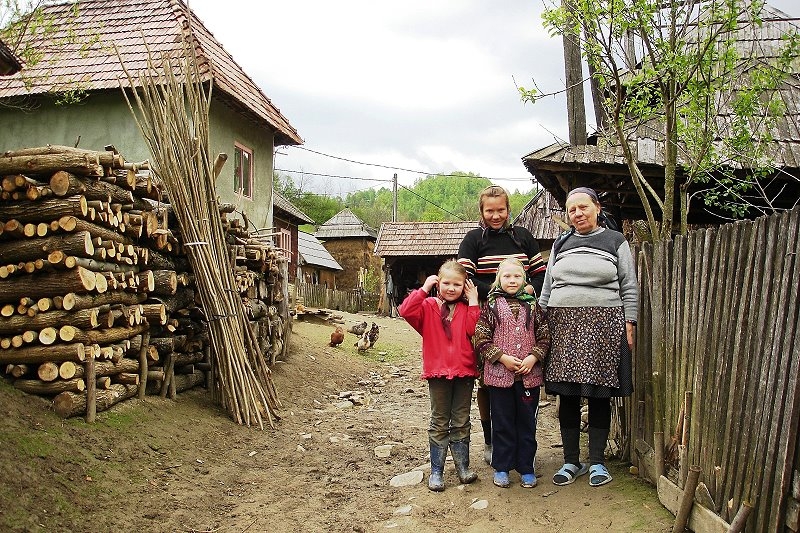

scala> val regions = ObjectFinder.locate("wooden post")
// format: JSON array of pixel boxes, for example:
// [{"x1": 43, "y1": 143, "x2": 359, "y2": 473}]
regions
[
  {"x1": 682, "y1": 391, "x2": 692, "y2": 446},
  {"x1": 672, "y1": 465, "x2": 702, "y2": 533},
  {"x1": 654, "y1": 431, "x2": 665, "y2": 479},
  {"x1": 137, "y1": 330, "x2": 150, "y2": 399},
  {"x1": 84, "y1": 356, "x2": 96, "y2": 423}
]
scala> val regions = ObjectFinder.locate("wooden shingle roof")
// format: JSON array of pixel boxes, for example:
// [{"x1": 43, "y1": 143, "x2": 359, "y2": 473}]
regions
[
  {"x1": 297, "y1": 231, "x2": 342, "y2": 271},
  {"x1": 522, "y1": 4, "x2": 800, "y2": 221},
  {"x1": 374, "y1": 221, "x2": 478, "y2": 257},
  {"x1": 314, "y1": 208, "x2": 377, "y2": 240},
  {"x1": 513, "y1": 190, "x2": 565, "y2": 240},
  {"x1": 273, "y1": 191, "x2": 313, "y2": 225},
  {"x1": 0, "y1": 0, "x2": 302, "y2": 145}
]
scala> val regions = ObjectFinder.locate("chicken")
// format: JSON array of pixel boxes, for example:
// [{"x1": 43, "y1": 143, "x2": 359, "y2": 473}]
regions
[
  {"x1": 356, "y1": 330, "x2": 371, "y2": 352},
  {"x1": 329, "y1": 326, "x2": 345, "y2": 347},
  {"x1": 355, "y1": 323, "x2": 380, "y2": 352},
  {"x1": 347, "y1": 321, "x2": 368, "y2": 336},
  {"x1": 367, "y1": 322, "x2": 379, "y2": 347}
]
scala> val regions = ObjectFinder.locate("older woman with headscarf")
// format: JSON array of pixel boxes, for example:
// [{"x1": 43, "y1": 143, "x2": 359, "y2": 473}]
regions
[{"x1": 537, "y1": 187, "x2": 638, "y2": 487}]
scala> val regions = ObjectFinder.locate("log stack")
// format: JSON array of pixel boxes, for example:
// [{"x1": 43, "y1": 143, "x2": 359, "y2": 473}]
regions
[{"x1": 0, "y1": 145, "x2": 288, "y2": 419}]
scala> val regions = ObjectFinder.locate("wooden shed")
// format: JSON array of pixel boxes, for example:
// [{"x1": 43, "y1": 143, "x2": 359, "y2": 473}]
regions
[
  {"x1": 271, "y1": 191, "x2": 314, "y2": 283},
  {"x1": 374, "y1": 220, "x2": 477, "y2": 310},
  {"x1": 296, "y1": 231, "x2": 342, "y2": 288},
  {"x1": 314, "y1": 208, "x2": 380, "y2": 290},
  {"x1": 512, "y1": 189, "x2": 566, "y2": 260}
]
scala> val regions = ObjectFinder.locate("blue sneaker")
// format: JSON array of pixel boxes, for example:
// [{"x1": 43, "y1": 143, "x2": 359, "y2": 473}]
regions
[
  {"x1": 493, "y1": 471, "x2": 510, "y2": 488},
  {"x1": 520, "y1": 473, "x2": 537, "y2": 488}
]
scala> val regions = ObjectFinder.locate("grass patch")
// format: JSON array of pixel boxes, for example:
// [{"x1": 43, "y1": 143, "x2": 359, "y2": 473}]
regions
[
  {"x1": 0, "y1": 430, "x2": 54, "y2": 459},
  {"x1": 350, "y1": 342, "x2": 411, "y2": 364}
]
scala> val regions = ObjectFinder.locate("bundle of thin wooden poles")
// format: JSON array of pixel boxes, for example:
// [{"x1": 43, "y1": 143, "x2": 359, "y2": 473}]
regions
[{"x1": 118, "y1": 40, "x2": 280, "y2": 428}]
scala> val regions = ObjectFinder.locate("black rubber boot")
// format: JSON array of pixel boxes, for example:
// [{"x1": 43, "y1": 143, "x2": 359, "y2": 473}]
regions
[
  {"x1": 428, "y1": 441, "x2": 447, "y2": 491},
  {"x1": 449, "y1": 439, "x2": 478, "y2": 484}
]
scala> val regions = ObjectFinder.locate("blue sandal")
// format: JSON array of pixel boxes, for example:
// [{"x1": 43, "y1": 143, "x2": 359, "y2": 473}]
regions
[
  {"x1": 589, "y1": 464, "x2": 612, "y2": 486},
  {"x1": 552, "y1": 462, "x2": 589, "y2": 486}
]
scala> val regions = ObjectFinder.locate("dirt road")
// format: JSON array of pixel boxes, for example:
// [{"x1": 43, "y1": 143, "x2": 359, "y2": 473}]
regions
[{"x1": 0, "y1": 310, "x2": 673, "y2": 532}]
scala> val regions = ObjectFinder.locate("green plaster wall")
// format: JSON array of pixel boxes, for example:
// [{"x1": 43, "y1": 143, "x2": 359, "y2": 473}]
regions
[{"x1": 0, "y1": 90, "x2": 275, "y2": 228}]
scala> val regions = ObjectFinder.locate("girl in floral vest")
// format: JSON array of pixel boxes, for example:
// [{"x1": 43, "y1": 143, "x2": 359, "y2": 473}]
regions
[{"x1": 472, "y1": 258, "x2": 550, "y2": 488}]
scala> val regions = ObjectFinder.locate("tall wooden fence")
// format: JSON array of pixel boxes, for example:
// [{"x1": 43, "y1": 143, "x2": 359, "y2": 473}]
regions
[
  {"x1": 632, "y1": 206, "x2": 800, "y2": 532},
  {"x1": 294, "y1": 281, "x2": 379, "y2": 314}
]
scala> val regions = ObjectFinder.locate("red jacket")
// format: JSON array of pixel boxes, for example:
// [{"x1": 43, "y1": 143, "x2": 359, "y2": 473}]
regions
[{"x1": 399, "y1": 288, "x2": 480, "y2": 380}]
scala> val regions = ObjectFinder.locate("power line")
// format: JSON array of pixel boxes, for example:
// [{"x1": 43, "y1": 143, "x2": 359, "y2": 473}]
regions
[
  {"x1": 287, "y1": 145, "x2": 535, "y2": 183},
  {"x1": 274, "y1": 168, "x2": 392, "y2": 183},
  {"x1": 398, "y1": 184, "x2": 467, "y2": 221}
]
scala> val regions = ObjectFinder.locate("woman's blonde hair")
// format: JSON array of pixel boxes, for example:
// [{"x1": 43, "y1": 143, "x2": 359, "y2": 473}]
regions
[
  {"x1": 479, "y1": 185, "x2": 509, "y2": 212},
  {"x1": 491, "y1": 257, "x2": 526, "y2": 289},
  {"x1": 439, "y1": 259, "x2": 467, "y2": 280}
]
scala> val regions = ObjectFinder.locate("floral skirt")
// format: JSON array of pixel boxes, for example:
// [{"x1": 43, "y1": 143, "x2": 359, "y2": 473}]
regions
[{"x1": 544, "y1": 306, "x2": 633, "y2": 398}]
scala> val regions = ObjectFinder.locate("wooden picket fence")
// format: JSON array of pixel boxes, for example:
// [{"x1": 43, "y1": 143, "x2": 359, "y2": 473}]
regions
[
  {"x1": 294, "y1": 281, "x2": 379, "y2": 314},
  {"x1": 631, "y1": 206, "x2": 800, "y2": 532}
]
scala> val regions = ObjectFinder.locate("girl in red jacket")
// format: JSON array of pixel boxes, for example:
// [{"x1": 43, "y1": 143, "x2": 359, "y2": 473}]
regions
[{"x1": 399, "y1": 260, "x2": 480, "y2": 491}]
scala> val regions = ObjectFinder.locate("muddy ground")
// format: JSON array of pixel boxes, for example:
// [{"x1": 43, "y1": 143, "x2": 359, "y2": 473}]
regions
[{"x1": 0, "y1": 310, "x2": 674, "y2": 532}]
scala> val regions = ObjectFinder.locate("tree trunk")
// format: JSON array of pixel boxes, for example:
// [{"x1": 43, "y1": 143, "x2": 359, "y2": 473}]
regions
[
  {"x1": 0, "y1": 196, "x2": 88, "y2": 223},
  {"x1": 37, "y1": 361, "x2": 60, "y2": 382},
  {"x1": 0, "y1": 342, "x2": 86, "y2": 364},
  {"x1": 0, "y1": 231, "x2": 94, "y2": 264},
  {"x1": 0, "y1": 266, "x2": 96, "y2": 304},
  {"x1": 562, "y1": 0, "x2": 587, "y2": 146},
  {"x1": 61, "y1": 290, "x2": 146, "y2": 312},
  {"x1": 14, "y1": 377, "x2": 86, "y2": 395},
  {"x1": 0, "y1": 307, "x2": 100, "y2": 334},
  {"x1": 52, "y1": 383, "x2": 138, "y2": 418},
  {"x1": 0, "y1": 152, "x2": 104, "y2": 177},
  {"x1": 71, "y1": 357, "x2": 138, "y2": 379},
  {"x1": 57, "y1": 324, "x2": 148, "y2": 347}
]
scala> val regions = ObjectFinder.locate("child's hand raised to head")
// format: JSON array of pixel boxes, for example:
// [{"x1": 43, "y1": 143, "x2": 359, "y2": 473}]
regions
[
  {"x1": 422, "y1": 275, "x2": 439, "y2": 293},
  {"x1": 464, "y1": 278, "x2": 478, "y2": 305}
]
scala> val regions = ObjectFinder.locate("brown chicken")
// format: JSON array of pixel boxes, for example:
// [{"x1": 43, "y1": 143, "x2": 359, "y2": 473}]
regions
[{"x1": 329, "y1": 326, "x2": 345, "y2": 347}]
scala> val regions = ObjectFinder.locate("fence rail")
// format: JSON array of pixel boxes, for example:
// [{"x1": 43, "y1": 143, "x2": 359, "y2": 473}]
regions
[
  {"x1": 632, "y1": 206, "x2": 800, "y2": 532},
  {"x1": 294, "y1": 282, "x2": 379, "y2": 314}
]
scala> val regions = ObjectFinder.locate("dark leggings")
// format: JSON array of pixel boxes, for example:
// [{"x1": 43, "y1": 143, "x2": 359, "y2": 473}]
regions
[{"x1": 558, "y1": 395, "x2": 611, "y2": 430}]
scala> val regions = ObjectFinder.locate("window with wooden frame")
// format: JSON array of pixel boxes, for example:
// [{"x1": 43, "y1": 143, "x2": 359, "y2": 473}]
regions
[
  {"x1": 233, "y1": 143, "x2": 253, "y2": 198},
  {"x1": 279, "y1": 228, "x2": 292, "y2": 262}
]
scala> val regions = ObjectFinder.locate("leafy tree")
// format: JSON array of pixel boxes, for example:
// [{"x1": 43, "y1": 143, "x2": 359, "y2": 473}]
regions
[{"x1": 522, "y1": 0, "x2": 800, "y2": 238}]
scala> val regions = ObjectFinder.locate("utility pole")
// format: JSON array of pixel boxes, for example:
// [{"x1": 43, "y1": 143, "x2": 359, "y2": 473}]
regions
[{"x1": 392, "y1": 173, "x2": 398, "y2": 222}]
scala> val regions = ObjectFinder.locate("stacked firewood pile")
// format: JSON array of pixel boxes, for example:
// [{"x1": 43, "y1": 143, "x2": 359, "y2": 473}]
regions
[{"x1": 0, "y1": 145, "x2": 287, "y2": 419}]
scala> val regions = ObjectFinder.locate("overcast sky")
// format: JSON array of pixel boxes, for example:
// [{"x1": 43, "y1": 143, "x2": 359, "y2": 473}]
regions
[{"x1": 185, "y1": 0, "x2": 798, "y2": 198}]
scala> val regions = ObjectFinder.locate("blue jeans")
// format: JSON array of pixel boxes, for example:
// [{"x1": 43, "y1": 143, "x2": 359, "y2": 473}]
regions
[{"x1": 427, "y1": 377, "x2": 475, "y2": 447}]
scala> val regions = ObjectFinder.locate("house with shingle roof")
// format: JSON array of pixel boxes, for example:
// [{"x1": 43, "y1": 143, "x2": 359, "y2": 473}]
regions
[
  {"x1": 314, "y1": 208, "x2": 380, "y2": 290},
  {"x1": 296, "y1": 231, "x2": 342, "y2": 288},
  {"x1": 0, "y1": 0, "x2": 301, "y2": 230},
  {"x1": 271, "y1": 191, "x2": 314, "y2": 283},
  {"x1": 523, "y1": 4, "x2": 800, "y2": 226}
]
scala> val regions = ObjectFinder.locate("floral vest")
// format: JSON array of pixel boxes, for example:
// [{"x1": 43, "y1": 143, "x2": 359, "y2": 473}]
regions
[{"x1": 482, "y1": 297, "x2": 543, "y2": 389}]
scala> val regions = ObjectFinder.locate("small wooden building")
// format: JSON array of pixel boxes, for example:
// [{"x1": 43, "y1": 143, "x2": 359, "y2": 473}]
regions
[
  {"x1": 272, "y1": 191, "x2": 314, "y2": 283},
  {"x1": 374, "y1": 221, "x2": 477, "y2": 303},
  {"x1": 314, "y1": 208, "x2": 380, "y2": 290},
  {"x1": 296, "y1": 231, "x2": 342, "y2": 288}
]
